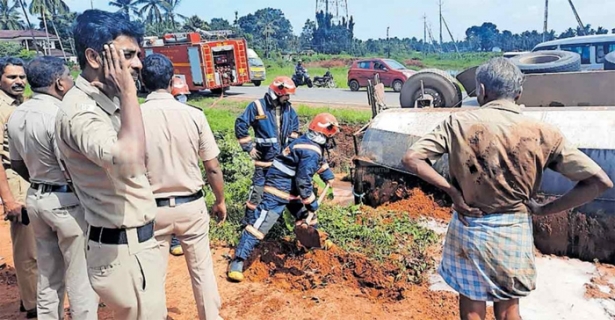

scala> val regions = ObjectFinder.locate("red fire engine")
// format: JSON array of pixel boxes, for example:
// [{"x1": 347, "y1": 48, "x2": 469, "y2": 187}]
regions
[{"x1": 140, "y1": 30, "x2": 251, "y2": 94}]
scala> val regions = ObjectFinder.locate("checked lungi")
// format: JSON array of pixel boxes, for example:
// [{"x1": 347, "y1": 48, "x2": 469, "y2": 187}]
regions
[{"x1": 439, "y1": 211, "x2": 537, "y2": 301}]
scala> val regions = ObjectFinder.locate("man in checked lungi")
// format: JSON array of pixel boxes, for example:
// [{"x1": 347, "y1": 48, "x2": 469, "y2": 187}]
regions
[{"x1": 402, "y1": 57, "x2": 613, "y2": 320}]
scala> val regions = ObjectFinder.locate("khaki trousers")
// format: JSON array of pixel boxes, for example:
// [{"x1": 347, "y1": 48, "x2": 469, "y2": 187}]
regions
[
  {"x1": 86, "y1": 225, "x2": 167, "y2": 320},
  {"x1": 154, "y1": 197, "x2": 222, "y2": 320},
  {"x1": 26, "y1": 187, "x2": 99, "y2": 320},
  {"x1": 7, "y1": 170, "x2": 37, "y2": 311}
]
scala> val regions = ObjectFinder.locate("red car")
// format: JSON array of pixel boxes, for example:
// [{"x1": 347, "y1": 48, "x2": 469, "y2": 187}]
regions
[{"x1": 347, "y1": 58, "x2": 416, "y2": 92}]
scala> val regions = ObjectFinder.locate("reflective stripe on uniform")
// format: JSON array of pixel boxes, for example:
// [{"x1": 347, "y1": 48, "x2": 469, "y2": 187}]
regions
[
  {"x1": 254, "y1": 160, "x2": 273, "y2": 167},
  {"x1": 255, "y1": 137, "x2": 278, "y2": 144},
  {"x1": 264, "y1": 186, "x2": 290, "y2": 200},
  {"x1": 254, "y1": 100, "x2": 265, "y2": 117},
  {"x1": 246, "y1": 225, "x2": 265, "y2": 240},
  {"x1": 273, "y1": 160, "x2": 296, "y2": 176},
  {"x1": 293, "y1": 144, "x2": 322, "y2": 156},
  {"x1": 302, "y1": 193, "x2": 316, "y2": 204},
  {"x1": 317, "y1": 163, "x2": 329, "y2": 174},
  {"x1": 238, "y1": 136, "x2": 252, "y2": 144}
]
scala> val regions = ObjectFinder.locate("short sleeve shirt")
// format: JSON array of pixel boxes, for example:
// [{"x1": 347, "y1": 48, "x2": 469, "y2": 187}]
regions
[
  {"x1": 55, "y1": 76, "x2": 157, "y2": 228},
  {"x1": 0, "y1": 90, "x2": 20, "y2": 169},
  {"x1": 409, "y1": 100, "x2": 602, "y2": 214},
  {"x1": 141, "y1": 92, "x2": 220, "y2": 198},
  {"x1": 7, "y1": 93, "x2": 66, "y2": 185}
]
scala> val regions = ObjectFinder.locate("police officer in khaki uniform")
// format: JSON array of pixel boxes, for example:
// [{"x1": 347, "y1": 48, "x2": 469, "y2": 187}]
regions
[
  {"x1": 54, "y1": 10, "x2": 166, "y2": 320},
  {"x1": 0, "y1": 56, "x2": 38, "y2": 319},
  {"x1": 7, "y1": 56, "x2": 99, "y2": 320},
  {"x1": 140, "y1": 53, "x2": 226, "y2": 320}
]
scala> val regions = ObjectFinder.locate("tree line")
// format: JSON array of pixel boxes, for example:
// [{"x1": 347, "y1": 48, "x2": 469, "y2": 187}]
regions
[{"x1": 0, "y1": 1, "x2": 613, "y2": 59}]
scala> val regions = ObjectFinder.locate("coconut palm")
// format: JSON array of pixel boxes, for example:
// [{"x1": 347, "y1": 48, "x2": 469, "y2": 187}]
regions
[
  {"x1": 28, "y1": 0, "x2": 70, "y2": 57},
  {"x1": 0, "y1": 0, "x2": 24, "y2": 30},
  {"x1": 109, "y1": 0, "x2": 140, "y2": 19},
  {"x1": 161, "y1": 0, "x2": 185, "y2": 31},
  {"x1": 137, "y1": 0, "x2": 165, "y2": 25}
]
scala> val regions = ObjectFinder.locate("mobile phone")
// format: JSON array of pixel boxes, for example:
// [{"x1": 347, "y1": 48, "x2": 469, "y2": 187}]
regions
[{"x1": 21, "y1": 207, "x2": 29, "y2": 226}]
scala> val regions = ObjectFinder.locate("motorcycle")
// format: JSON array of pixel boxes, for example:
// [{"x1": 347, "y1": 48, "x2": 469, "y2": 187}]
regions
[
  {"x1": 292, "y1": 69, "x2": 313, "y2": 88},
  {"x1": 313, "y1": 70, "x2": 336, "y2": 88}
]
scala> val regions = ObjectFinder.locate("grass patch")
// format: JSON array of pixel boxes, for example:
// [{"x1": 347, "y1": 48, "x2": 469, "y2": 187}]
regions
[{"x1": 198, "y1": 99, "x2": 438, "y2": 277}]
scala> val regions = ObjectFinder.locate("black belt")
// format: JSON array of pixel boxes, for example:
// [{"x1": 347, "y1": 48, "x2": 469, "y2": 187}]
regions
[
  {"x1": 88, "y1": 221, "x2": 154, "y2": 245},
  {"x1": 31, "y1": 183, "x2": 71, "y2": 193},
  {"x1": 155, "y1": 190, "x2": 203, "y2": 207}
]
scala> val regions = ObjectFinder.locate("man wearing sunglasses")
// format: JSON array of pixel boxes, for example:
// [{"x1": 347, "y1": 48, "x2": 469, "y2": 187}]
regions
[{"x1": 235, "y1": 76, "x2": 301, "y2": 227}]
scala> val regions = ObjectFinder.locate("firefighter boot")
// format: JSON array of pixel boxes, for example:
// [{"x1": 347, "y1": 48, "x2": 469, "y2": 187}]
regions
[{"x1": 228, "y1": 258, "x2": 245, "y2": 282}]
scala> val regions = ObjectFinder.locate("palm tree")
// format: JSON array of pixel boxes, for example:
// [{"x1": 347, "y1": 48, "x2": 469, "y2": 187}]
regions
[
  {"x1": 16, "y1": 0, "x2": 40, "y2": 54},
  {"x1": 161, "y1": 0, "x2": 184, "y2": 31},
  {"x1": 0, "y1": 0, "x2": 24, "y2": 30},
  {"x1": 181, "y1": 14, "x2": 208, "y2": 32},
  {"x1": 109, "y1": 0, "x2": 139, "y2": 19},
  {"x1": 137, "y1": 0, "x2": 165, "y2": 33},
  {"x1": 28, "y1": 0, "x2": 69, "y2": 55}
]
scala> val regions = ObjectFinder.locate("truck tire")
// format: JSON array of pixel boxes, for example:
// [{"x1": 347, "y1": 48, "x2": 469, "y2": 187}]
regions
[
  {"x1": 253, "y1": 80, "x2": 262, "y2": 86},
  {"x1": 604, "y1": 52, "x2": 615, "y2": 71},
  {"x1": 349, "y1": 80, "x2": 360, "y2": 91},
  {"x1": 400, "y1": 69, "x2": 462, "y2": 108},
  {"x1": 510, "y1": 50, "x2": 581, "y2": 74}
]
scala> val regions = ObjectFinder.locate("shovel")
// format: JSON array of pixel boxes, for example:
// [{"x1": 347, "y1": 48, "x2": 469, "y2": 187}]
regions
[{"x1": 294, "y1": 184, "x2": 331, "y2": 249}]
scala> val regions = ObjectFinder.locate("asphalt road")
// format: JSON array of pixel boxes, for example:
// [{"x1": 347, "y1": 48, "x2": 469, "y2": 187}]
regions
[{"x1": 207, "y1": 85, "x2": 402, "y2": 108}]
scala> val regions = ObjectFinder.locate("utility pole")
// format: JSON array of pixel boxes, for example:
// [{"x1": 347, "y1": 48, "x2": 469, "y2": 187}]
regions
[
  {"x1": 423, "y1": 14, "x2": 427, "y2": 56},
  {"x1": 542, "y1": 0, "x2": 549, "y2": 42},
  {"x1": 386, "y1": 26, "x2": 390, "y2": 58},
  {"x1": 438, "y1": 0, "x2": 443, "y2": 48}
]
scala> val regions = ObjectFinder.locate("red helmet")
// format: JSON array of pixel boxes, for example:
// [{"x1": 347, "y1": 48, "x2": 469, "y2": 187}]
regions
[
  {"x1": 308, "y1": 113, "x2": 340, "y2": 138},
  {"x1": 269, "y1": 76, "x2": 296, "y2": 97},
  {"x1": 171, "y1": 76, "x2": 190, "y2": 96}
]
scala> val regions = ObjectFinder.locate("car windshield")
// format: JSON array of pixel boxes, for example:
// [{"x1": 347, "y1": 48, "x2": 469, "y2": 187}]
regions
[
  {"x1": 249, "y1": 57, "x2": 264, "y2": 67},
  {"x1": 383, "y1": 59, "x2": 407, "y2": 70}
]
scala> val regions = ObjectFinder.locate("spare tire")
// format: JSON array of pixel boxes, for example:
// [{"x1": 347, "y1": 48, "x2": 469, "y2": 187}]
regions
[
  {"x1": 400, "y1": 69, "x2": 463, "y2": 108},
  {"x1": 510, "y1": 50, "x2": 581, "y2": 74},
  {"x1": 604, "y1": 51, "x2": 615, "y2": 71}
]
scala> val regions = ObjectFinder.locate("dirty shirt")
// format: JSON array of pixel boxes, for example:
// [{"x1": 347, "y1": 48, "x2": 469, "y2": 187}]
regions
[
  {"x1": 55, "y1": 76, "x2": 157, "y2": 229},
  {"x1": 409, "y1": 99, "x2": 603, "y2": 301},
  {"x1": 409, "y1": 99, "x2": 602, "y2": 214}
]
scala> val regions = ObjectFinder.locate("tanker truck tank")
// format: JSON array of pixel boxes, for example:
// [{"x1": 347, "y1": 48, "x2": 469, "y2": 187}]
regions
[{"x1": 351, "y1": 106, "x2": 615, "y2": 264}]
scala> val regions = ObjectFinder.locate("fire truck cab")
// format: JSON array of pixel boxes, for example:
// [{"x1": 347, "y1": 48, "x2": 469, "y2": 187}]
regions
[{"x1": 140, "y1": 30, "x2": 251, "y2": 94}]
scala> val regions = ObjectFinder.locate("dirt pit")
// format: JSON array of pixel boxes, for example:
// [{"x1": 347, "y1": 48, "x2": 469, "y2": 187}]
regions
[
  {"x1": 243, "y1": 240, "x2": 408, "y2": 301},
  {"x1": 328, "y1": 124, "x2": 363, "y2": 173}
]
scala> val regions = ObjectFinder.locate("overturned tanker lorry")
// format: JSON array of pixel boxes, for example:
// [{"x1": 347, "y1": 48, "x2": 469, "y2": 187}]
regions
[{"x1": 352, "y1": 50, "x2": 615, "y2": 264}]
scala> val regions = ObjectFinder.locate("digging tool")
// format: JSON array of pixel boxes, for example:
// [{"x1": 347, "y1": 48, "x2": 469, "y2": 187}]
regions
[{"x1": 294, "y1": 184, "x2": 332, "y2": 249}]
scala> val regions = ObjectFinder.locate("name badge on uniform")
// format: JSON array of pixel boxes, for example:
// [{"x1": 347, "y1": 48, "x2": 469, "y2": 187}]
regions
[
  {"x1": 255, "y1": 115, "x2": 267, "y2": 120},
  {"x1": 79, "y1": 103, "x2": 97, "y2": 112}
]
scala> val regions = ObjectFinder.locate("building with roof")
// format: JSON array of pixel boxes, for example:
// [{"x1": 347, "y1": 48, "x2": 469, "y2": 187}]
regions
[{"x1": 0, "y1": 29, "x2": 76, "y2": 62}]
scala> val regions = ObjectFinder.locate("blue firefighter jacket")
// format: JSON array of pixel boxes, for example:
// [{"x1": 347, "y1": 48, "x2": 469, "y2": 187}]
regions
[
  {"x1": 235, "y1": 94, "x2": 299, "y2": 163},
  {"x1": 266, "y1": 135, "x2": 335, "y2": 212}
]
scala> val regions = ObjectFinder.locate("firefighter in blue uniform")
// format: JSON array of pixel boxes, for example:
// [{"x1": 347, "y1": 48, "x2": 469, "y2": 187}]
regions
[
  {"x1": 228, "y1": 113, "x2": 340, "y2": 282},
  {"x1": 235, "y1": 76, "x2": 301, "y2": 225}
]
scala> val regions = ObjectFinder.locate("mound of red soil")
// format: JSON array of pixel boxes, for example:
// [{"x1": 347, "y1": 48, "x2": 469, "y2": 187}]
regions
[
  {"x1": 404, "y1": 59, "x2": 426, "y2": 68},
  {"x1": 304, "y1": 58, "x2": 357, "y2": 68},
  {"x1": 328, "y1": 124, "x2": 363, "y2": 172},
  {"x1": 243, "y1": 241, "x2": 410, "y2": 302},
  {"x1": 380, "y1": 188, "x2": 453, "y2": 222}
]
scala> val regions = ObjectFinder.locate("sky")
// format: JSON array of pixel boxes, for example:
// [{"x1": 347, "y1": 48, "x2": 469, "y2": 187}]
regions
[{"x1": 64, "y1": 0, "x2": 615, "y2": 41}]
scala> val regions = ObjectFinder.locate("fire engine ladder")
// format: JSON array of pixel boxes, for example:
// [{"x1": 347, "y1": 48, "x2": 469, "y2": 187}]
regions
[
  {"x1": 235, "y1": 41, "x2": 249, "y2": 80},
  {"x1": 202, "y1": 45, "x2": 214, "y2": 86}
]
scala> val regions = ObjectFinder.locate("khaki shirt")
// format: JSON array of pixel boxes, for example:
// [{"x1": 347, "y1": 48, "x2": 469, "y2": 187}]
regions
[
  {"x1": 7, "y1": 93, "x2": 67, "y2": 185},
  {"x1": 410, "y1": 100, "x2": 602, "y2": 214},
  {"x1": 0, "y1": 90, "x2": 20, "y2": 169},
  {"x1": 141, "y1": 92, "x2": 220, "y2": 198},
  {"x1": 55, "y1": 76, "x2": 157, "y2": 228}
]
